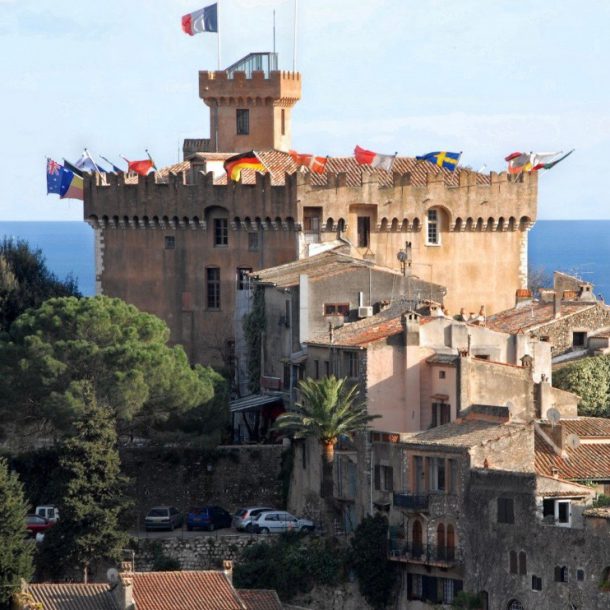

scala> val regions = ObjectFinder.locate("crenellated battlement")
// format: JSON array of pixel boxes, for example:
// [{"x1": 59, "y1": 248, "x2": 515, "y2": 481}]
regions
[
  {"x1": 84, "y1": 167, "x2": 536, "y2": 235},
  {"x1": 199, "y1": 69, "x2": 301, "y2": 107}
]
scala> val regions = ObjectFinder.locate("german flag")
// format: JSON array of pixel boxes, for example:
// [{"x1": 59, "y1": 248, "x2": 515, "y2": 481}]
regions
[{"x1": 223, "y1": 151, "x2": 266, "y2": 182}]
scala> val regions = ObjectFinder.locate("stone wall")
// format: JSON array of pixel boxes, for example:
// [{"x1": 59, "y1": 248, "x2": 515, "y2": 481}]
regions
[{"x1": 120, "y1": 445, "x2": 286, "y2": 526}]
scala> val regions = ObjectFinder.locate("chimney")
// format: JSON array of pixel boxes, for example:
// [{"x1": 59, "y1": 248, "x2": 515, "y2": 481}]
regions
[
  {"x1": 223, "y1": 560, "x2": 234, "y2": 585},
  {"x1": 515, "y1": 288, "x2": 533, "y2": 307},
  {"x1": 553, "y1": 291, "x2": 561, "y2": 319},
  {"x1": 113, "y1": 562, "x2": 135, "y2": 610}
]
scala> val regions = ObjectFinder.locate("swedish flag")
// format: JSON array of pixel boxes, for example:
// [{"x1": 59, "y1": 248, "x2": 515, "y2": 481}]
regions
[{"x1": 416, "y1": 151, "x2": 461, "y2": 171}]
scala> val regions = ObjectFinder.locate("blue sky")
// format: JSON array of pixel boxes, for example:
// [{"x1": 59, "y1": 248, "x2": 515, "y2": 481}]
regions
[{"x1": 1, "y1": 0, "x2": 609, "y2": 220}]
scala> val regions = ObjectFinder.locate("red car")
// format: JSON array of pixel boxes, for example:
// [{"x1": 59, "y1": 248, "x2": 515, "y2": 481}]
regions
[{"x1": 26, "y1": 514, "x2": 54, "y2": 536}]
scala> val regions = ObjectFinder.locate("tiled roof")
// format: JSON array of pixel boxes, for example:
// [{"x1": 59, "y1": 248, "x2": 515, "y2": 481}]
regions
[
  {"x1": 154, "y1": 150, "x2": 491, "y2": 188},
  {"x1": 237, "y1": 590, "x2": 283, "y2": 610},
  {"x1": 132, "y1": 571, "x2": 246, "y2": 610},
  {"x1": 535, "y1": 429, "x2": 610, "y2": 481},
  {"x1": 26, "y1": 584, "x2": 118, "y2": 610},
  {"x1": 560, "y1": 417, "x2": 610, "y2": 438},
  {"x1": 401, "y1": 420, "x2": 523, "y2": 448},
  {"x1": 583, "y1": 507, "x2": 610, "y2": 519},
  {"x1": 314, "y1": 315, "x2": 405, "y2": 347},
  {"x1": 252, "y1": 251, "x2": 400, "y2": 288},
  {"x1": 486, "y1": 301, "x2": 595, "y2": 334}
]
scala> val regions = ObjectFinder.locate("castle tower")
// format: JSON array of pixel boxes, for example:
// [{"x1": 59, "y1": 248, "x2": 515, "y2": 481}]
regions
[{"x1": 199, "y1": 53, "x2": 301, "y2": 153}]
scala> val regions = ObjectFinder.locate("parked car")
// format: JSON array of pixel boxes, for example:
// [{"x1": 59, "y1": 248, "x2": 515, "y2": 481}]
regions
[
  {"x1": 233, "y1": 506, "x2": 276, "y2": 532},
  {"x1": 187, "y1": 506, "x2": 232, "y2": 531},
  {"x1": 25, "y1": 514, "x2": 54, "y2": 536},
  {"x1": 144, "y1": 506, "x2": 183, "y2": 531},
  {"x1": 252, "y1": 511, "x2": 315, "y2": 534},
  {"x1": 35, "y1": 505, "x2": 59, "y2": 523}
]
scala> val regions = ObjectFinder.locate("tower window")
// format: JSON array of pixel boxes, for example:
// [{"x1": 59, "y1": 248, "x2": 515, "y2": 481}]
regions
[
  {"x1": 214, "y1": 218, "x2": 228, "y2": 246},
  {"x1": 206, "y1": 267, "x2": 221, "y2": 309},
  {"x1": 248, "y1": 231, "x2": 259, "y2": 251},
  {"x1": 427, "y1": 209, "x2": 439, "y2": 245},
  {"x1": 431, "y1": 402, "x2": 451, "y2": 427},
  {"x1": 498, "y1": 497, "x2": 514, "y2": 524},
  {"x1": 281, "y1": 109, "x2": 286, "y2": 135},
  {"x1": 357, "y1": 216, "x2": 370, "y2": 248},
  {"x1": 236, "y1": 109, "x2": 250, "y2": 135},
  {"x1": 164, "y1": 235, "x2": 175, "y2": 250}
]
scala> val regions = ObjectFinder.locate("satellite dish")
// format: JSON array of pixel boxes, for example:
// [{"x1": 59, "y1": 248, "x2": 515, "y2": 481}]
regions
[
  {"x1": 397, "y1": 250, "x2": 408, "y2": 262},
  {"x1": 107, "y1": 568, "x2": 119, "y2": 584},
  {"x1": 566, "y1": 433, "x2": 580, "y2": 450},
  {"x1": 547, "y1": 408, "x2": 561, "y2": 426}
]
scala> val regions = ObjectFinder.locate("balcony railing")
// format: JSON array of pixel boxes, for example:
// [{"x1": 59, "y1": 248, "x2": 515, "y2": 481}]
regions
[
  {"x1": 389, "y1": 541, "x2": 461, "y2": 565},
  {"x1": 393, "y1": 493, "x2": 429, "y2": 511}
]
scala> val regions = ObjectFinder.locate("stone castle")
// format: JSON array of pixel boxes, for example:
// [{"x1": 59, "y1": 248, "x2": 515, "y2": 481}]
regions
[{"x1": 83, "y1": 53, "x2": 537, "y2": 368}]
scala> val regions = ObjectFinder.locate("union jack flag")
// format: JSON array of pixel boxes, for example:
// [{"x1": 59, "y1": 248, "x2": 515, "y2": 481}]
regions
[{"x1": 47, "y1": 158, "x2": 61, "y2": 175}]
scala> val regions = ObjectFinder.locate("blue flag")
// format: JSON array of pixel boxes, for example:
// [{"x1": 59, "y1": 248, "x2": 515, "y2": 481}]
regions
[
  {"x1": 416, "y1": 151, "x2": 461, "y2": 171},
  {"x1": 46, "y1": 158, "x2": 64, "y2": 195}
]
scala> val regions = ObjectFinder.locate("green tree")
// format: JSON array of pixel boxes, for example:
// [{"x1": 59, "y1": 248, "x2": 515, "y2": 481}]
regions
[
  {"x1": 553, "y1": 356, "x2": 610, "y2": 417},
  {"x1": 0, "y1": 458, "x2": 34, "y2": 608},
  {"x1": 274, "y1": 376, "x2": 379, "y2": 500},
  {"x1": 0, "y1": 296, "x2": 216, "y2": 439},
  {"x1": 0, "y1": 238, "x2": 79, "y2": 332},
  {"x1": 38, "y1": 385, "x2": 130, "y2": 581},
  {"x1": 350, "y1": 514, "x2": 398, "y2": 609}
]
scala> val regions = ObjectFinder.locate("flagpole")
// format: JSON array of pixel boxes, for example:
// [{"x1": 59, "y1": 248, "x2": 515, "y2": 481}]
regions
[
  {"x1": 217, "y1": 1, "x2": 221, "y2": 69},
  {"x1": 273, "y1": 9, "x2": 276, "y2": 55},
  {"x1": 292, "y1": 0, "x2": 298, "y2": 71}
]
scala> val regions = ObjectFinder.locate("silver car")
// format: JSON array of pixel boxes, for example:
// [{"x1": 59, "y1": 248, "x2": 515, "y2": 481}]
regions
[
  {"x1": 233, "y1": 506, "x2": 275, "y2": 532},
  {"x1": 144, "y1": 506, "x2": 183, "y2": 531},
  {"x1": 252, "y1": 511, "x2": 315, "y2": 534}
]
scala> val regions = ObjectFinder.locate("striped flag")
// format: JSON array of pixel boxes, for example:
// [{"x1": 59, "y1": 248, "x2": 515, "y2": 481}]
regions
[
  {"x1": 223, "y1": 151, "x2": 266, "y2": 182},
  {"x1": 354, "y1": 145, "x2": 396, "y2": 171}
]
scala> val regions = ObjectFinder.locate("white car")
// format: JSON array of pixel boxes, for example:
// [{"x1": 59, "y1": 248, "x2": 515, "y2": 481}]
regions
[{"x1": 252, "y1": 511, "x2": 314, "y2": 534}]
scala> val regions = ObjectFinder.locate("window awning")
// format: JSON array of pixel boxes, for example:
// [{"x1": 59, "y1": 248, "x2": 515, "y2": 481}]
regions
[{"x1": 229, "y1": 393, "x2": 284, "y2": 413}]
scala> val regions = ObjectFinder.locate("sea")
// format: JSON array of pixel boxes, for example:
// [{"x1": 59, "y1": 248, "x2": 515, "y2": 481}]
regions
[{"x1": 0, "y1": 220, "x2": 608, "y2": 300}]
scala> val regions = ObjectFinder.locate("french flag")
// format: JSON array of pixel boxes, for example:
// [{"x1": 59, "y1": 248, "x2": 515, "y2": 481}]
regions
[{"x1": 182, "y1": 3, "x2": 218, "y2": 36}]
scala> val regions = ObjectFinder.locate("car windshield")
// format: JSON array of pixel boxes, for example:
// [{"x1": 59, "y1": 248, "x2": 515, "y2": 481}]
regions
[{"x1": 148, "y1": 508, "x2": 168, "y2": 517}]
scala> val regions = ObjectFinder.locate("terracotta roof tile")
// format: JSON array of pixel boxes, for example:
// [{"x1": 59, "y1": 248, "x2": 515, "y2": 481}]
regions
[
  {"x1": 486, "y1": 301, "x2": 594, "y2": 334},
  {"x1": 27, "y1": 584, "x2": 118, "y2": 610},
  {"x1": 535, "y1": 430, "x2": 610, "y2": 481},
  {"x1": 132, "y1": 571, "x2": 245, "y2": 610},
  {"x1": 237, "y1": 590, "x2": 283, "y2": 610},
  {"x1": 560, "y1": 417, "x2": 610, "y2": 438},
  {"x1": 402, "y1": 420, "x2": 523, "y2": 448},
  {"x1": 156, "y1": 150, "x2": 490, "y2": 188}
]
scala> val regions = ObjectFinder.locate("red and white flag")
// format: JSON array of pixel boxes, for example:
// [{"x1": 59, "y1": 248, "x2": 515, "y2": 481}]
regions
[
  {"x1": 289, "y1": 150, "x2": 328, "y2": 174},
  {"x1": 354, "y1": 145, "x2": 396, "y2": 171}
]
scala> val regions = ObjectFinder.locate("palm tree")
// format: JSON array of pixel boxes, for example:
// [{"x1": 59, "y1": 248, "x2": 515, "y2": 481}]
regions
[{"x1": 274, "y1": 375, "x2": 379, "y2": 500}]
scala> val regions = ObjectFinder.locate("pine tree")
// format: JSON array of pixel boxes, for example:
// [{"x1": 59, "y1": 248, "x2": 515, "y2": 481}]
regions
[
  {"x1": 39, "y1": 384, "x2": 130, "y2": 581},
  {"x1": 0, "y1": 458, "x2": 34, "y2": 608}
]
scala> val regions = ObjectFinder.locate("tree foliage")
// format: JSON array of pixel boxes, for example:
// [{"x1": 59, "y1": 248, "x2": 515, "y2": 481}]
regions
[
  {"x1": 553, "y1": 356, "x2": 610, "y2": 417},
  {"x1": 0, "y1": 458, "x2": 34, "y2": 608},
  {"x1": 37, "y1": 387, "x2": 130, "y2": 580},
  {"x1": 0, "y1": 238, "x2": 80, "y2": 332},
  {"x1": 234, "y1": 532, "x2": 346, "y2": 601},
  {"x1": 0, "y1": 296, "x2": 217, "y2": 439},
  {"x1": 350, "y1": 514, "x2": 398, "y2": 610},
  {"x1": 274, "y1": 376, "x2": 379, "y2": 499}
]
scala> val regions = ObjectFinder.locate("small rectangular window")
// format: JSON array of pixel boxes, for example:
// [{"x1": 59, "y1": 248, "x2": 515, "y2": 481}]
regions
[
  {"x1": 314, "y1": 360, "x2": 319, "y2": 379},
  {"x1": 164, "y1": 235, "x2": 175, "y2": 249},
  {"x1": 214, "y1": 218, "x2": 228, "y2": 246},
  {"x1": 532, "y1": 575, "x2": 542, "y2": 591},
  {"x1": 237, "y1": 267, "x2": 252, "y2": 290},
  {"x1": 427, "y1": 209, "x2": 439, "y2": 245},
  {"x1": 576, "y1": 569, "x2": 585, "y2": 581},
  {"x1": 374, "y1": 465, "x2": 394, "y2": 492},
  {"x1": 324, "y1": 303, "x2": 350, "y2": 317},
  {"x1": 248, "y1": 231, "x2": 259, "y2": 251},
  {"x1": 498, "y1": 497, "x2": 515, "y2": 524},
  {"x1": 439, "y1": 370, "x2": 446, "y2": 379},
  {"x1": 236, "y1": 109, "x2": 249, "y2": 135},
  {"x1": 344, "y1": 352, "x2": 358, "y2": 378},
  {"x1": 324, "y1": 361, "x2": 330, "y2": 377},
  {"x1": 431, "y1": 402, "x2": 451, "y2": 427},
  {"x1": 357, "y1": 216, "x2": 370, "y2": 248},
  {"x1": 206, "y1": 267, "x2": 220, "y2": 309}
]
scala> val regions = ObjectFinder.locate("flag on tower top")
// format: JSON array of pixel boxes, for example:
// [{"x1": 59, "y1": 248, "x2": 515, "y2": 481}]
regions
[
  {"x1": 416, "y1": 151, "x2": 461, "y2": 171},
  {"x1": 224, "y1": 151, "x2": 265, "y2": 182},
  {"x1": 182, "y1": 3, "x2": 218, "y2": 36},
  {"x1": 354, "y1": 146, "x2": 396, "y2": 171},
  {"x1": 290, "y1": 150, "x2": 328, "y2": 174}
]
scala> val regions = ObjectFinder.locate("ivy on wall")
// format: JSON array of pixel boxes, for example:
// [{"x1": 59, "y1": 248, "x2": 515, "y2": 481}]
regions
[{"x1": 243, "y1": 286, "x2": 266, "y2": 393}]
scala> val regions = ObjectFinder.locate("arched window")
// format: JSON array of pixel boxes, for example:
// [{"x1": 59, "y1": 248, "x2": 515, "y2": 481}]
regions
[
  {"x1": 507, "y1": 600, "x2": 524, "y2": 610},
  {"x1": 447, "y1": 524, "x2": 455, "y2": 561},
  {"x1": 436, "y1": 523, "x2": 445, "y2": 559},
  {"x1": 519, "y1": 551, "x2": 527, "y2": 575},
  {"x1": 509, "y1": 551, "x2": 518, "y2": 574},
  {"x1": 412, "y1": 520, "x2": 423, "y2": 557}
]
